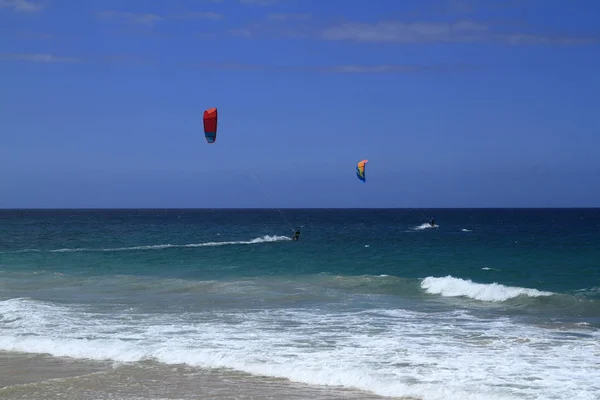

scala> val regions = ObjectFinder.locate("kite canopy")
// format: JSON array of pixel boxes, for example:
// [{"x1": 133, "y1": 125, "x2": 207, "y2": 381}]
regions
[
  {"x1": 356, "y1": 159, "x2": 368, "y2": 183},
  {"x1": 203, "y1": 107, "x2": 218, "y2": 143}
]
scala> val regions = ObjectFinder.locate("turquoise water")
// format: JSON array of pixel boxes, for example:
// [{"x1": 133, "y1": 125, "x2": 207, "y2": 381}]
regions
[{"x1": 1, "y1": 209, "x2": 599, "y2": 399}]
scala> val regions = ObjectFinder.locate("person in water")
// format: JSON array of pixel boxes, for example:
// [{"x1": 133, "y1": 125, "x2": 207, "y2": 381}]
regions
[
  {"x1": 292, "y1": 230, "x2": 300, "y2": 241},
  {"x1": 430, "y1": 219, "x2": 435, "y2": 227}
]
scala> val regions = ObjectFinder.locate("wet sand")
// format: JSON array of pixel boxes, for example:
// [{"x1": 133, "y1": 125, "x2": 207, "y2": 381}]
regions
[{"x1": 0, "y1": 351, "x2": 412, "y2": 399}]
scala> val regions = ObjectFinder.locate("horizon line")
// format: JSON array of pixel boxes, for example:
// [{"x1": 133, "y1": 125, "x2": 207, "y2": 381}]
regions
[{"x1": 1, "y1": 207, "x2": 598, "y2": 211}]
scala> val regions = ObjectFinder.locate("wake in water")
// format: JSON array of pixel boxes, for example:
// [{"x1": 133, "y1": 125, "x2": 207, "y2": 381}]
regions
[
  {"x1": 3, "y1": 235, "x2": 291, "y2": 254},
  {"x1": 411, "y1": 223, "x2": 438, "y2": 231}
]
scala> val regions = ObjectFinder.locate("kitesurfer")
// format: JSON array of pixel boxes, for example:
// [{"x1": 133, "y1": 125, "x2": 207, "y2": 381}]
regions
[
  {"x1": 430, "y1": 219, "x2": 435, "y2": 227},
  {"x1": 293, "y1": 230, "x2": 300, "y2": 241}
]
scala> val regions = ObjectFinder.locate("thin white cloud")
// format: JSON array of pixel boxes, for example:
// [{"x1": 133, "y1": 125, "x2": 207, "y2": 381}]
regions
[
  {"x1": 197, "y1": 32, "x2": 218, "y2": 39},
  {"x1": 321, "y1": 20, "x2": 489, "y2": 43},
  {"x1": 93, "y1": 4, "x2": 592, "y2": 47},
  {"x1": 498, "y1": 33, "x2": 598, "y2": 45},
  {"x1": 226, "y1": 22, "x2": 312, "y2": 39},
  {"x1": 329, "y1": 64, "x2": 480, "y2": 73},
  {"x1": 100, "y1": 54, "x2": 154, "y2": 65},
  {"x1": 173, "y1": 11, "x2": 224, "y2": 21},
  {"x1": 0, "y1": 52, "x2": 480, "y2": 74},
  {"x1": 14, "y1": 31, "x2": 52, "y2": 39},
  {"x1": 96, "y1": 11, "x2": 163, "y2": 27},
  {"x1": 227, "y1": 14, "x2": 597, "y2": 46},
  {"x1": 319, "y1": 20, "x2": 598, "y2": 45},
  {"x1": 97, "y1": 10, "x2": 225, "y2": 26},
  {"x1": 0, "y1": 52, "x2": 160, "y2": 65},
  {"x1": 0, "y1": 0, "x2": 43, "y2": 13},
  {"x1": 188, "y1": 61, "x2": 479, "y2": 74},
  {"x1": 0, "y1": 53, "x2": 81, "y2": 62},
  {"x1": 229, "y1": 28, "x2": 253, "y2": 37},
  {"x1": 448, "y1": 0, "x2": 476, "y2": 14},
  {"x1": 227, "y1": 20, "x2": 489, "y2": 42},
  {"x1": 239, "y1": 0, "x2": 279, "y2": 5},
  {"x1": 268, "y1": 13, "x2": 311, "y2": 21}
]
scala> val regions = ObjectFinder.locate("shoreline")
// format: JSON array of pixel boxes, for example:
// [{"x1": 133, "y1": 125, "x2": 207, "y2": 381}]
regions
[{"x1": 0, "y1": 351, "x2": 410, "y2": 400}]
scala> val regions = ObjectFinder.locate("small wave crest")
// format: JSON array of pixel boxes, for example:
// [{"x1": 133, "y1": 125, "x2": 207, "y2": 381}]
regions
[
  {"x1": 4, "y1": 235, "x2": 291, "y2": 254},
  {"x1": 421, "y1": 275, "x2": 554, "y2": 302}
]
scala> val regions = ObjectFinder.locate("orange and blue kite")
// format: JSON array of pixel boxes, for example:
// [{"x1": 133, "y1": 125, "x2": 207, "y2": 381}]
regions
[{"x1": 356, "y1": 159, "x2": 368, "y2": 183}]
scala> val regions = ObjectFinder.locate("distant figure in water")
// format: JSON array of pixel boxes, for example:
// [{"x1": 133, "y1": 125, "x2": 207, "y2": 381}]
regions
[
  {"x1": 430, "y1": 219, "x2": 435, "y2": 227},
  {"x1": 292, "y1": 230, "x2": 300, "y2": 241}
]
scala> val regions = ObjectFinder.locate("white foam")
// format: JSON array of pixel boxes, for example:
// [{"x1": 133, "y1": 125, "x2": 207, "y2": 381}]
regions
[
  {"x1": 1, "y1": 297, "x2": 598, "y2": 400},
  {"x1": 421, "y1": 276, "x2": 554, "y2": 302},
  {"x1": 411, "y1": 223, "x2": 438, "y2": 230},
  {"x1": 481, "y1": 267, "x2": 501, "y2": 271},
  {"x1": 2, "y1": 235, "x2": 291, "y2": 254}
]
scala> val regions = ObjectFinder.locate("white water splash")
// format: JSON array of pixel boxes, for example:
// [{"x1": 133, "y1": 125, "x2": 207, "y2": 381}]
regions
[
  {"x1": 421, "y1": 275, "x2": 554, "y2": 302},
  {"x1": 411, "y1": 223, "x2": 438, "y2": 230}
]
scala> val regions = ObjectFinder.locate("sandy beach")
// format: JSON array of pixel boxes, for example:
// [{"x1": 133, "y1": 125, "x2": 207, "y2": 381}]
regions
[{"x1": 0, "y1": 351, "x2": 399, "y2": 400}]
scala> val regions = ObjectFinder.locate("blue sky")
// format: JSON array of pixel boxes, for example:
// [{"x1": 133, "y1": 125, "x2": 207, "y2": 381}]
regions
[{"x1": 1, "y1": 0, "x2": 599, "y2": 208}]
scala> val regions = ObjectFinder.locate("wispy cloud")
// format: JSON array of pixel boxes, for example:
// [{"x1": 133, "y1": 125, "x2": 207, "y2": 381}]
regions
[
  {"x1": 268, "y1": 13, "x2": 311, "y2": 21},
  {"x1": 322, "y1": 20, "x2": 488, "y2": 43},
  {"x1": 319, "y1": 20, "x2": 598, "y2": 45},
  {"x1": 187, "y1": 61, "x2": 480, "y2": 74},
  {"x1": 228, "y1": 22, "x2": 312, "y2": 39},
  {"x1": 197, "y1": 32, "x2": 218, "y2": 39},
  {"x1": 173, "y1": 11, "x2": 224, "y2": 21},
  {"x1": 0, "y1": 52, "x2": 160, "y2": 65},
  {"x1": 0, "y1": 53, "x2": 81, "y2": 63},
  {"x1": 0, "y1": 51, "x2": 480, "y2": 75},
  {"x1": 13, "y1": 31, "x2": 52, "y2": 39},
  {"x1": 100, "y1": 54, "x2": 154, "y2": 66},
  {"x1": 96, "y1": 10, "x2": 225, "y2": 26},
  {"x1": 239, "y1": 0, "x2": 279, "y2": 6},
  {"x1": 328, "y1": 64, "x2": 480, "y2": 73},
  {"x1": 419, "y1": 0, "x2": 531, "y2": 18},
  {"x1": 230, "y1": 17, "x2": 598, "y2": 46},
  {"x1": 229, "y1": 28, "x2": 253, "y2": 37},
  {"x1": 499, "y1": 33, "x2": 598, "y2": 45},
  {"x1": 447, "y1": 0, "x2": 476, "y2": 14},
  {"x1": 0, "y1": 0, "x2": 43, "y2": 13},
  {"x1": 96, "y1": 11, "x2": 163, "y2": 27}
]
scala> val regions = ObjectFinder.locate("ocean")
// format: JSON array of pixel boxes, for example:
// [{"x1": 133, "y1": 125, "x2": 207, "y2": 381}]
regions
[{"x1": 0, "y1": 208, "x2": 598, "y2": 400}]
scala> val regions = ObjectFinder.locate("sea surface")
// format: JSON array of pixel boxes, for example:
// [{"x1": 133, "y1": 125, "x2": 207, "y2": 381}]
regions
[{"x1": 0, "y1": 208, "x2": 599, "y2": 400}]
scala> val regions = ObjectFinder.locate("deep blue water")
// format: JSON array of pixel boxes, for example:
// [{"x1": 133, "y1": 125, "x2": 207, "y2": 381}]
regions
[{"x1": 0, "y1": 208, "x2": 599, "y2": 400}]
